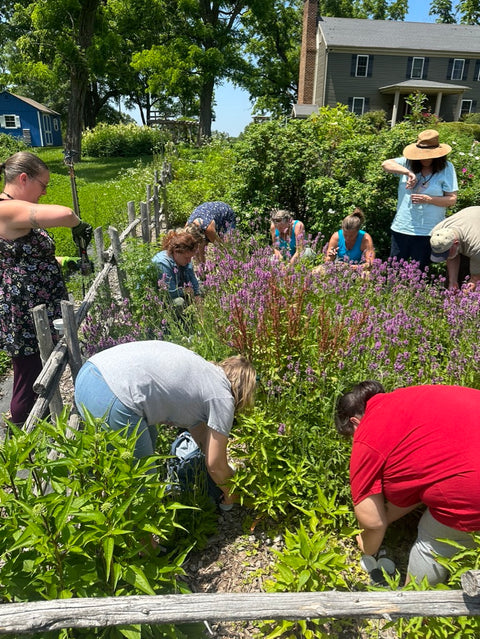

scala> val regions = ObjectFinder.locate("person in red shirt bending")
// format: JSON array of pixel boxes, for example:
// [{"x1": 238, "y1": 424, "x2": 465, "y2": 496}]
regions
[{"x1": 335, "y1": 381, "x2": 480, "y2": 585}]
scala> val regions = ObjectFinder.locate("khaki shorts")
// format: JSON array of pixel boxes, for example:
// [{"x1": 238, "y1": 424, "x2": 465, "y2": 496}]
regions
[{"x1": 407, "y1": 508, "x2": 476, "y2": 585}]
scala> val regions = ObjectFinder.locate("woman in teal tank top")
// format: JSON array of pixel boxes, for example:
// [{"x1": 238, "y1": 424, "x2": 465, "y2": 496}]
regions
[
  {"x1": 326, "y1": 208, "x2": 375, "y2": 266},
  {"x1": 270, "y1": 209, "x2": 312, "y2": 265}
]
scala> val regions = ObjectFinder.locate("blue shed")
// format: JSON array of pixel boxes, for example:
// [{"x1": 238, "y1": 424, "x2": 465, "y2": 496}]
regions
[{"x1": 0, "y1": 91, "x2": 62, "y2": 147}]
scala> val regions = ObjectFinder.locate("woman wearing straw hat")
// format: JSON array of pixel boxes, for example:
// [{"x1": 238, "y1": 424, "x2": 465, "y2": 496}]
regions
[{"x1": 382, "y1": 129, "x2": 458, "y2": 271}]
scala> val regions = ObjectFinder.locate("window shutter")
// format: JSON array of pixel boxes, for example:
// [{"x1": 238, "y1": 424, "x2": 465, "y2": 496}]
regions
[
  {"x1": 473, "y1": 100, "x2": 477, "y2": 110},
  {"x1": 364, "y1": 97, "x2": 370, "y2": 112},
  {"x1": 447, "y1": 58, "x2": 453, "y2": 80},
  {"x1": 367, "y1": 56, "x2": 374, "y2": 77},
  {"x1": 348, "y1": 97, "x2": 353, "y2": 111},
  {"x1": 423, "y1": 58, "x2": 429, "y2": 79},
  {"x1": 406, "y1": 57, "x2": 413, "y2": 79},
  {"x1": 14, "y1": 115, "x2": 20, "y2": 128},
  {"x1": 351, "y1": 55, "x2": 357, "y2": 77},
  {"x1": 475, "y1": 60, "x2": 480, "y2": 80},
  {"x1": 463, "y1": 59, "x2": 470, "y2": 81}
]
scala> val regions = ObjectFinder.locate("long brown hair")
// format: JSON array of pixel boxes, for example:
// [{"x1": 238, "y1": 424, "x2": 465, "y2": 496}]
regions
[{"x1": 218, "y1": 355, "x2": 257, "y2": 412}]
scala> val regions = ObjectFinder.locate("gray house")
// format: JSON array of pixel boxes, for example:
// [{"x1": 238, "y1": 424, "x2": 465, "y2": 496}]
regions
[{"x1": 296, "y1": 2, "x2": 480, "y2": 125}]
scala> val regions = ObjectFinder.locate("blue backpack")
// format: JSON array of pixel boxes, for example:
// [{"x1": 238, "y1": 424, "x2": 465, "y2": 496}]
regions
[{"x1": 167, "y1": 431, "x2": 223, "y2": 505}]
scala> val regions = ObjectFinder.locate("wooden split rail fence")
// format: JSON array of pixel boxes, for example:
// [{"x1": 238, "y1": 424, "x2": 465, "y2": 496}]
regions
[
  {"x1": 1, "y1": 572, "x2": 480, "y2": 635},
  {"x1": 6, "y1": 159, "x2": 480, "y2": 633}
]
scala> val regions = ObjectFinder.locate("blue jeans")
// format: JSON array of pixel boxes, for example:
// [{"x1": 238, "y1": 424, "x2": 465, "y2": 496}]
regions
[{"x1": 74, "y1": 361, "x2": 157, "y2": 458}]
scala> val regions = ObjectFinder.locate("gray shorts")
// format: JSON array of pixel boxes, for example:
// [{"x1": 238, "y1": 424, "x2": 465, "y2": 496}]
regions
[{"x1": 407, "y1": 508, "x2": 476, "y2": 585}]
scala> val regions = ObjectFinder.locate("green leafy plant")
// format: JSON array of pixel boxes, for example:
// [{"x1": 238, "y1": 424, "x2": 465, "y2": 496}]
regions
[
  {"x1": 260, "y1": 492, "x2": 357, "y2": 639},
  {"x1": 404, "y1": 91, "x2": 439, "y2": 126},
  {"x1": 0, "y1": 411, "x2": 200, "y2": 637}
]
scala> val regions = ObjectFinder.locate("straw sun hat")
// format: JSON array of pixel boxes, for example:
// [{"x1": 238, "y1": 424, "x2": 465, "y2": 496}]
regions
[{"x1": 403, "y1": 129, "x2": 452, "y2": 160}]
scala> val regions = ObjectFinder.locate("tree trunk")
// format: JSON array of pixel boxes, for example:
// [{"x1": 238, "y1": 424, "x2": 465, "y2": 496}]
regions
[
  {"x1": 65, "y1": 0, "x2": 101, "y2": 159},
  {"x1": 66, "y1": 67, "x2": 89, "y2": 159},
  {"x1": 197, "y1": 76, "x2": 214, "y2": 144}
]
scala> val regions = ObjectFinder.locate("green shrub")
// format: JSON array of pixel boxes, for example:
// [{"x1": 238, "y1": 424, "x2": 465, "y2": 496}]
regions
[
  {"x1": 164, "y1": 136, "x2": 241, "y2": 227},
  {"x1": 359, "y1": 109, "x2": 389, "y2": 132},
  {"x1": 0, "y1": 133, "x2": 28, "y2": 159},
  {"x1": 82, "y1": 123, "x2": 171, "y2": 157}
]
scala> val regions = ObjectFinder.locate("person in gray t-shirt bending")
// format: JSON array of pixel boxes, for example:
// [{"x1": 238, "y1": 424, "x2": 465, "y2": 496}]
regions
[{"x1": 74, "y1": 340, "x2": 256, "y2": 507}]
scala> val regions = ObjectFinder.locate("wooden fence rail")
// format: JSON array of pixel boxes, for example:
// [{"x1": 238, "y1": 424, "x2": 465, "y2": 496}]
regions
[{"x1": 1, "y1": 574, "x2": 480, "y2": 635}]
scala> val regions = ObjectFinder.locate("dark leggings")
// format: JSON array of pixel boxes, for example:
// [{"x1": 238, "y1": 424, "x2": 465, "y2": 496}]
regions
[
  {"x1": 390, "y1": 231, "x2": 431, "y2": 272},
  {"x1": 11, "y1": 353, "x2": 43, "y2": 425}
]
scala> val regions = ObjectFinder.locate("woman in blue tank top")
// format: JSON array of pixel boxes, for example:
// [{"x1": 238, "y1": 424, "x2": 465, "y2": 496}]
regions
[
  {"x1": 326, "y1": 208, "x2": 375, "y2": 266},
  {"x1": 270, "y1": 209, "x2": 310, "y2": 265}
]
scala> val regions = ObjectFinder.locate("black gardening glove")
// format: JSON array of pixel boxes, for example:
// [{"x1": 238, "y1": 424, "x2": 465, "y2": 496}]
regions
[{"x1": 72, "y1": 221, "x2": 93, "y2": 250}]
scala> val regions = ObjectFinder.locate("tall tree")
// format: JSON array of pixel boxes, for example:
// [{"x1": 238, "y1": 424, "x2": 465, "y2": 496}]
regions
[
  {"x1": 429, "y1": 0, "x2": 457, "y2": 22},
  {"x1": 317, "y1": 0, "x2": 407, "y2": 19},
  {"x1": 239, "y1": 0, "x2": 302, "y2": 117},
  {"x1": 9, "y1": 0, "x2": 104, "y2": 156},
  {"x1": 132, "y1": 0, "x2": 268, "y2": 141},
  {"x1": 457, "y1": 0, "x2": 480, "y2": 23}
]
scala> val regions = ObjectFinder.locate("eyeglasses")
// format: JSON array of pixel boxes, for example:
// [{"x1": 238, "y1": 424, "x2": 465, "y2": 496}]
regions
[{"x1": 33, "y1": 177, "x2": 48, "y2": 191}]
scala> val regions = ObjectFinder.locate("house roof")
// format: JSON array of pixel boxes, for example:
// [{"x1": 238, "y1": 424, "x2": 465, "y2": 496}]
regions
[
  {"x1": 7, "y1": 92, "x2": 60, "y2": 115},
  {"x1": 318, "y1": 17, "x2": 480, "y2": 56},
  {"x1": 292, "y1": 104, "x2": 319, "y2": 118}
]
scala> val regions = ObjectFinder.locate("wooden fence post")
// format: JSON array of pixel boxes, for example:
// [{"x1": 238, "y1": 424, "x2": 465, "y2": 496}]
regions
[
  {"x1": 108, "y1": 226, "x2": 129, "y2": 299},
  {"x1": 31, "y1": 305, "x2": 63, "y2": 417},
  {"x1": 159, "y1": 160, "x2": 171, "y2": 228},
  {"x1": 127, "y1": 200, "x2": 136, "y2": 229},
  {"x1": 93, "y1": 226, "x2": 111, "y2": 305},
  {"x1": 60, "y1": 300, "x2": 83, "y2": 381},
  {"x1": 140, "y1": 201, "x2": 150, "y2": 243},
  {"x1": 461, "y1": 570, "x2": 480, "y2": 597},
  {"x1": 146, "y1": 184, "x2": 152, "y2": 216},
  {"x1": 153, "y1": 184, "x2": 160, "y2": 236}
]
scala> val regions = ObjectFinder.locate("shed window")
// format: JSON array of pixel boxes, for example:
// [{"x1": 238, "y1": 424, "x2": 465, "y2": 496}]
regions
[
  {"x1": 451, "y1": 59, "x2": 465, "y2": 80},
  {"x1": 0, "y1": 114, "x2": 21, "y2": 129},
  {"x1": 411, "y1": 58, "x2": 425, "y2": 79}
]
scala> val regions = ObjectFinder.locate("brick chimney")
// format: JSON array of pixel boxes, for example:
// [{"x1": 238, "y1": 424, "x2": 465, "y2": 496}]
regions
[{"x1": 298, "y1": 0, "x2": 318, "y2": 105}]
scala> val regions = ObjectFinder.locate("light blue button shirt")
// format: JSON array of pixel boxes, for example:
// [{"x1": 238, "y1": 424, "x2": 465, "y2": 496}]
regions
[{"x1": 391, "y1": 157, "x2": 458, "y2": 236}]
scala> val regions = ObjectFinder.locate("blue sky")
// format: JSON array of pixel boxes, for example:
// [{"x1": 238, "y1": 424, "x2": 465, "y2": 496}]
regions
[{"x1": 213, "y1": 1, "x2": 434, "y2": 136}]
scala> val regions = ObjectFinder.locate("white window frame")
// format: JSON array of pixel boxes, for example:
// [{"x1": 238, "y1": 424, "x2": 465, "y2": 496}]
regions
[
  {"x1": 451, "y1": 58, "x2": 465, "y2": 81},
  {"x1": 461, "y1": 99, "x2": 473, "y2": 116},
  {"x1": 0, "y1": 114, "x2": 21, "y2": 129},
  {"x1": 351, "y1": 97, "x2": 365, "y2": 116},
  {"x1": 355, "y1": 55, "x2": 369, "y2": 78},
  {"x1": 411, "y1": 57, "x2": 425, "y2": 79},
  {"x1": 475, "y1": 64, "x2": 480, "y2": 81},
  {"x1": 53, "y1": 118, "x2": 59, "y2": 131}
]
